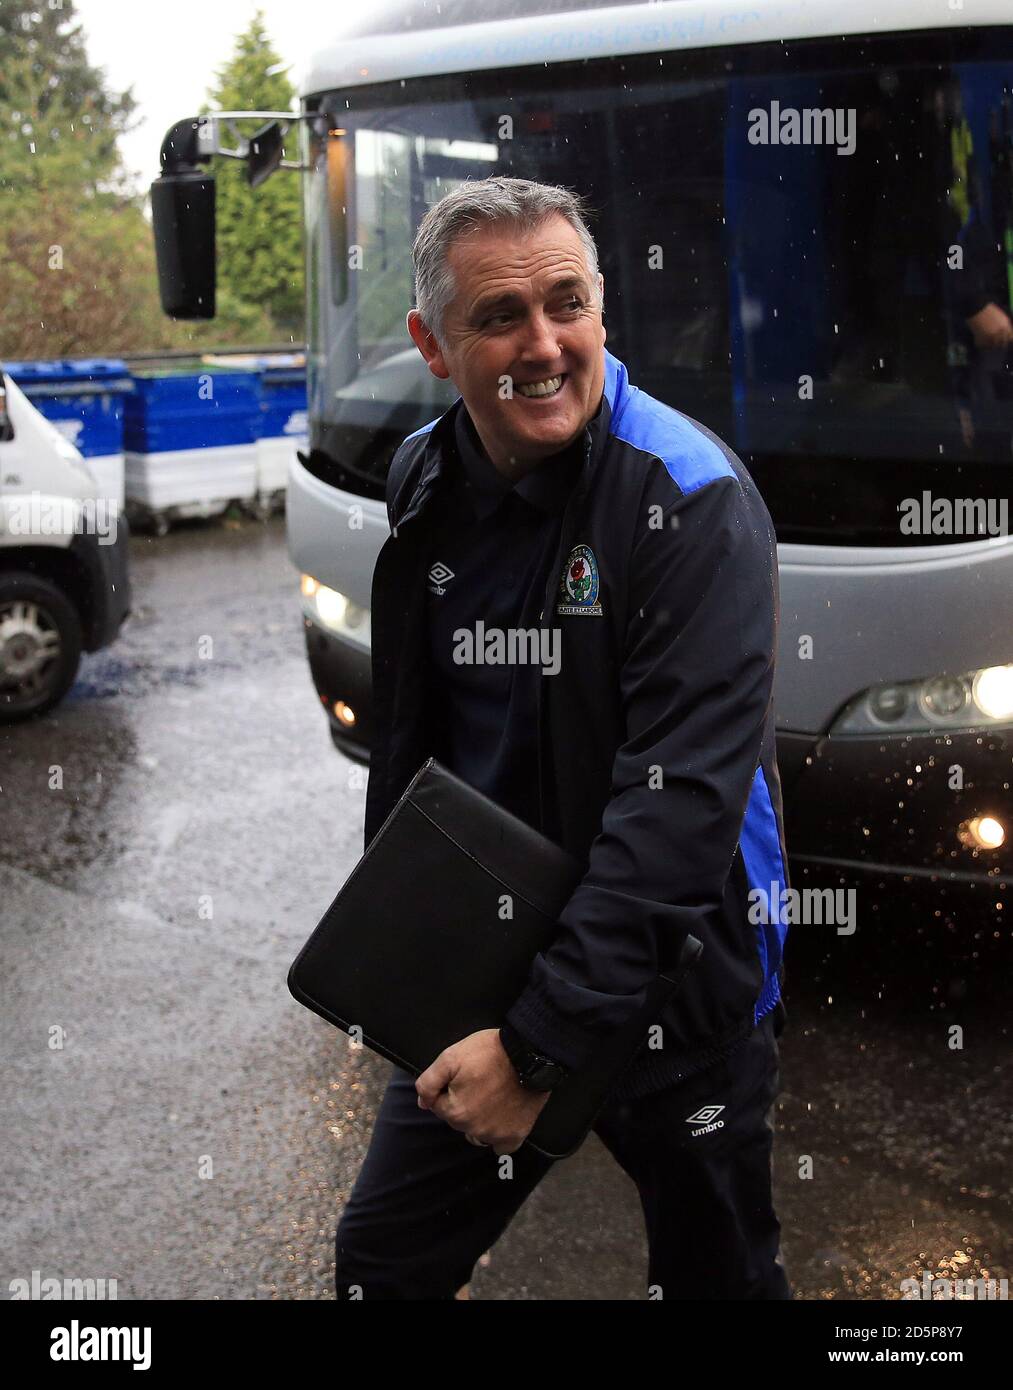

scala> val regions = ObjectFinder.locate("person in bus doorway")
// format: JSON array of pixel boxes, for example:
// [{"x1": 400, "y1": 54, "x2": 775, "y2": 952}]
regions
[
  {"x1": 936, "y1": 81, "x2": 1013, "y2": 458},
  {"x1": 335, "y1": 176, "x2": 792, "y2": 1301}
]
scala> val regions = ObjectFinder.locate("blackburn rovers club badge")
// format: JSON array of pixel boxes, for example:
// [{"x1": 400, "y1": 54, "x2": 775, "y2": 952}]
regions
[{"x1": 557, "y1": 543, "x2": 603, "y2": 616}]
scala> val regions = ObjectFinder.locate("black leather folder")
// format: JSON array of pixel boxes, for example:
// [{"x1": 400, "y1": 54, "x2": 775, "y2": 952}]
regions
[{"x1": 287, "y1": 757, "x2": 703, "y2": 1158}]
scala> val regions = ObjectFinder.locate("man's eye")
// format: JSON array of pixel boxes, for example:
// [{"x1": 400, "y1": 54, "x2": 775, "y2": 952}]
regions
[{"x1": 482, "y1": 298, "x2": 583, "y2": 327}]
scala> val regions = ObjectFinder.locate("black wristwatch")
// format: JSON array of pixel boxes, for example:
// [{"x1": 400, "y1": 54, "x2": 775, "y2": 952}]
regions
[{"x1": 499, "y1": 1021, "x2": 569, "y2": 1092}]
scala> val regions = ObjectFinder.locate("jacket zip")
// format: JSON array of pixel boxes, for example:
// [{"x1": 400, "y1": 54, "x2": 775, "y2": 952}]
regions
[
  {"x1": 387, "y1": 405, "x2": 598, "y2": 846},
  {"x1": 536, "y1": 425, "x2": 595, "y2": 842},
  {"x1": 370, "y1": 442, "x2": 448, "y2": 813}
]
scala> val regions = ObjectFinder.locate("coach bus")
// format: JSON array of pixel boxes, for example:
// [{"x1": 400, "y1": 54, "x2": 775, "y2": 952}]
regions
[{"x1": 151, "y1": 0, "x2": 1013, "y2": 920}]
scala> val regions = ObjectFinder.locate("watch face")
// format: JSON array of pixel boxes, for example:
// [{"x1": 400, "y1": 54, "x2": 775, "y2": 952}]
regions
[{"x1": 525, "y1": 1059, "x2": 565, "y2": 1091}]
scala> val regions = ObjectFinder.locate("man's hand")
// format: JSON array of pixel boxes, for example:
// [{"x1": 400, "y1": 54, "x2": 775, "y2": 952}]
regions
[
  {"x1": 416, "y1": 1028, "x2": 551, "y2": 1155},
  {"x1": 966, "y1": 302, "x2": 1013, "y2": 352}
]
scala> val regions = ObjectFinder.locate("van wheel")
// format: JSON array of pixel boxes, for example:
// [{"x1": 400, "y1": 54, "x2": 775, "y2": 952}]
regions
[{"x1": 0, "y1": 573, "x2": 83, "y2": 722}]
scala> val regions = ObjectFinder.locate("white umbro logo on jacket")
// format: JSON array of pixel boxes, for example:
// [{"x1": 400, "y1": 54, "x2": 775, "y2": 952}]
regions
[
  {"x1": 427, "y1": 561, "x2": 455, "y2": 596},
  {"x1": 686, "y1": 1104, "x2": 726, "y2": 1137}
]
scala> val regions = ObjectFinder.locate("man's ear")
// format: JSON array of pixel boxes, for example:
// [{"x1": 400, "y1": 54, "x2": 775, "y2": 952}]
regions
[
  {"x1": 407, "y1": 310, "x2": 451, "y2": 380},
  {"x1": 597, "y1": 273, "x2": 606, "y2": 342}
]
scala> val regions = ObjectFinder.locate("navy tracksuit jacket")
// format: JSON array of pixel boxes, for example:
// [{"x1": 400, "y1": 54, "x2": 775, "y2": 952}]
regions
[{"x1": 363, "y1": 349, "x2": 790, "y2": 1101}]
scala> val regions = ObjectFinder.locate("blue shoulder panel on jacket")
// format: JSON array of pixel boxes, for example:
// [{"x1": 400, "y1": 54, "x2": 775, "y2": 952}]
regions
[
  {"x1": 404, "y1": 413, "x2": 445, "y2": 442},
  {"x1": 403, "y1": 394, "x2": 462, "y2": 443},
  {"x1": 738, "y1": 764, "x2": 788, "y2": 1023},
  {"x1": 604, "y1": 348, "x2": 734, "y2": 496}
]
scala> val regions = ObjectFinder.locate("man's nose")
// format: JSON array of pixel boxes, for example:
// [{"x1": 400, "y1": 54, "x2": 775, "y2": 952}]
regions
[{"x1": 518, "y1": 307, "x2": 563, "y2": 364}]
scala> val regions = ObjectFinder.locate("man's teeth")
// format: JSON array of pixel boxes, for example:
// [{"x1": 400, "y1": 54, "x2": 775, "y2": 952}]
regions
[{"x1": 516, "y1": 375, "x2": 564, "y2": 398}]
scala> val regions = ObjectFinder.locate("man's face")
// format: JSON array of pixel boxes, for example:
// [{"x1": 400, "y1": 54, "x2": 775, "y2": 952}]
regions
[{"x1": 407, "y1": 214, "x2": 606, "y2": 474}]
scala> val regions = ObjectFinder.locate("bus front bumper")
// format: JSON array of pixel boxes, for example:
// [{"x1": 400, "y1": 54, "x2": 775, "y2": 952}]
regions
[
  {"x1": 781, "y1": 726, "x2": 1011, "y2": 929},
  {"x1": 303, "y1": 614, "x2": 372, "y2": 763},
  {"x1": 304, "y1": 616, "x2": 1011, "y2": 910}
]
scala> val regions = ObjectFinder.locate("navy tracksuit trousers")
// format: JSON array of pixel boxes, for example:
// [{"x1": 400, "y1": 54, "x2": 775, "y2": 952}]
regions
[{"x1": 333, "y1": 1011, "x2": 792, "y2": 1300}]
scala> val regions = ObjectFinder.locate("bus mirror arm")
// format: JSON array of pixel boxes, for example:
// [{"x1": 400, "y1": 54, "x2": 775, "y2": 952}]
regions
[
  {"x1": 151, "y1": 111, "x2": 316, "y2": 320},
  {"x1": 161, "y1": 111, "x2": 315, "y2": 177}
]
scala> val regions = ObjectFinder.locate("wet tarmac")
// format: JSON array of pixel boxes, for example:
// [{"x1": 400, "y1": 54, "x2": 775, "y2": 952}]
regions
[{"x1": 1, "y1": 514, "x2": 1010, "y2": 1300}]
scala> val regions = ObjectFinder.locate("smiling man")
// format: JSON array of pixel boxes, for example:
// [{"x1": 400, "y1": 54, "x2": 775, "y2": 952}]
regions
[
  {"x1": 413, "y1": 214, "x2": 607, "y2": 474},
  {"x1": 334, "y1": 176, "x2": 792, "y2": 1301}
]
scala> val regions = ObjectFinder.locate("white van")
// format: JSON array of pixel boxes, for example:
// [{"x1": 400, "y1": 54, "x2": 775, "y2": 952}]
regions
[{"x1": 0, "y1": 371, "x2": 131, "y2": 721}]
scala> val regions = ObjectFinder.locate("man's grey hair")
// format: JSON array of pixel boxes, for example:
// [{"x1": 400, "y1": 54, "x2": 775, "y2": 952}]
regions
[{"x1": 411, "y1": 176, "x2": 602, "y2": 345}]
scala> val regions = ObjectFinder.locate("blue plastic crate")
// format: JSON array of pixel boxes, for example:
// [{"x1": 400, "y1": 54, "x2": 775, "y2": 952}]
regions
[
  {"x1": 123, "y1": 370, "x2": 261, "y2": 453},
  {"x1": 258, "y1": 366, "x2": 307, "y2": 440},
  {"x1": 2, "y1": 358, "x2": 132, "y2": 458}
]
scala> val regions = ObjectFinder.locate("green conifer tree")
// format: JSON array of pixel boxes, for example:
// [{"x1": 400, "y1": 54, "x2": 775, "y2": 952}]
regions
[{"x1": 204, "y1": 10, "x2": 304, "y2": 334}]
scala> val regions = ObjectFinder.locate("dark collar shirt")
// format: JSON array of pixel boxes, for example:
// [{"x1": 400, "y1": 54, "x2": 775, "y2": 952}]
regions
[{"x1": 424, "y1": 401, "x2": 588, "y2": 834}]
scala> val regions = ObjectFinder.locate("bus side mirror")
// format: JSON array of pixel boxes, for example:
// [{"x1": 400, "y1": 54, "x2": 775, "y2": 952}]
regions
[
  {"x1": 150, "y1": 171, "x2": 216, "y2": 319},
  {"x1": 248, "y1": 120, "x2": 285, "y2": 189}
]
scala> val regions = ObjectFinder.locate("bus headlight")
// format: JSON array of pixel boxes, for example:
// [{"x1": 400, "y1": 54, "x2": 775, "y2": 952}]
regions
[
  {"x1": 972, "y1": 665, "x2": 1013, "y2": 722},
  {"x1": 300, "y1": 575, "x2": 371, "y2": 649},
  {"x1": 831, "y1": 664, "x2": 1013, "y2": 735},
  {"x1": 957, "y1": 816, "x2": 1006, "y2": 851}
]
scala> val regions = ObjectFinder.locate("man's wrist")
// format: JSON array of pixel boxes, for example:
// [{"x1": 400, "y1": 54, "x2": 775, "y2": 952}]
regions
[
  {"x1": 499, "y1": 1021, "x2": 570, "y2": 1091},
  {"x1": 499, "y1": 1019, "x2": 530, "y2": 1060}
]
